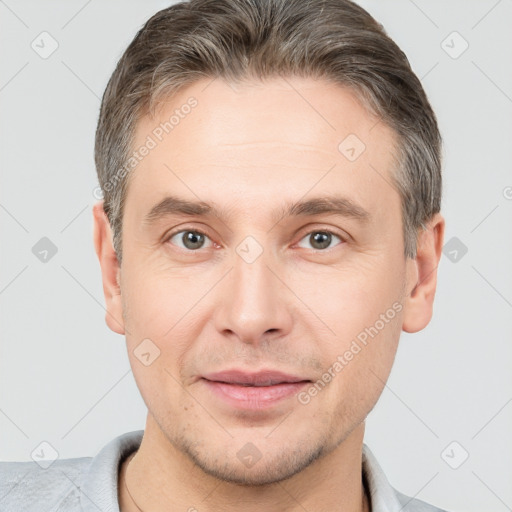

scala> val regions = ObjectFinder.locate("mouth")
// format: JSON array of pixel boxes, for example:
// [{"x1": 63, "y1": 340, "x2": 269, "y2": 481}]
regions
[
  {"x1": 200, "y1": 369, "x2": 311, "y2": 410},
  {"x1": 217, "y1": 381, "x2": 304, "y2": 387},
  {"x1": 201, "y1": 369, "x2": 311, "y2": 386}
]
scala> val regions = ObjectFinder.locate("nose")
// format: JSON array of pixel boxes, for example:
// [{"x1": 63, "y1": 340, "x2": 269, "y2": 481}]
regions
[{"x1": 213, "y1": 241, "x2": 293, "y2": 346}]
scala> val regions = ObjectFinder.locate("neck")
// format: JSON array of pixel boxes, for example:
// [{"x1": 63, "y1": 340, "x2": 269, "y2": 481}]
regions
[{"x1": 118, "y1": 415, "x2": 369, "y2": 512}]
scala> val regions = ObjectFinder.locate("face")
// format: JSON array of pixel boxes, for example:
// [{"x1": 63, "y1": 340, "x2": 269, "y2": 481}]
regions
[{"x1": 100, "y1": 76, "x2": 425, "y2": 485}]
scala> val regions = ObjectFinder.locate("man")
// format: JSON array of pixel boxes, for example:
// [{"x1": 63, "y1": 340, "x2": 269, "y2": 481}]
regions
[{"x1": 0, "y1": 0, "x2": 449, "y2": 510}]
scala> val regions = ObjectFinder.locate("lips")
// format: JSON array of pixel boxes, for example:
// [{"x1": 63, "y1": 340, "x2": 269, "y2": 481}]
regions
[
  {"x1": 202, "y1": 369, "x2": 310, "y2": 386},
  {"x1": 201, "y1": 370, "x2": 311, "y2": 410}
]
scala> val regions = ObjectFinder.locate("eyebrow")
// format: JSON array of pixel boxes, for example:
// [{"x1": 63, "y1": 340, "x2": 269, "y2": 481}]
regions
[{"x1": 142, "y1": 194, "x2": 371, "y2": 226}]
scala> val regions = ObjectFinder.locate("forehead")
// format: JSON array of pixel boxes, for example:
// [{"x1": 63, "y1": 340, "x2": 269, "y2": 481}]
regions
[
  {"x1": 126, "y1": 76, "x2": 399, "y2": 223},
  {"x1": 141, "y1": 76, "x2": 391, "y2": 152}
]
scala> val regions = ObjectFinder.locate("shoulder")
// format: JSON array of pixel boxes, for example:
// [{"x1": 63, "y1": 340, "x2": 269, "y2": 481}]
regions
[
  {"x1": 362, "y1": 443, "x2": 452, "y2": 512},
  {"x1": 0, "y1": 430, "x2": 143, "y2": 512},
  {"x1": 394, "y1": 488, "x2": 451, "y2": 512},
  {"x1": 0, "y1": 456, "x2": 91, "y2": 512}
]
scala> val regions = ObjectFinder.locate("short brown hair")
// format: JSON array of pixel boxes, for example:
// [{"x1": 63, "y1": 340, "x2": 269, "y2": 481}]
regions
[{"x1": 95, "y1": 0, "x2": 442, "y2": 264}]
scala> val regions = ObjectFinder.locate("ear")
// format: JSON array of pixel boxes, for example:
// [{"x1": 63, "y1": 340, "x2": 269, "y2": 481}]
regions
[
  {"x1": 402, "y1": 213, "x2": 445, "y2": 333},
  {"x1": 92, "y1": 201, "x2": 125, "y2": 335}
]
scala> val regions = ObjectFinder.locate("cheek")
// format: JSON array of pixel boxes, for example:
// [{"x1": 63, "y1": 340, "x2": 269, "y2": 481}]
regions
[
  {"x1": 121, "y1": 268, "x2": 207, "y2": 381},
  {"x1": 313, "y1": 308, "x2": 402, "y2": 423},
  {"x1": 295, "y1": 260, "x2": 404, "y2": 388},
  {"x1": 122, "y1": 263, "x2": 195, "y2": 334},
  {"x1": 294, "y1": 258, "x2": 403, "y2": 331}
]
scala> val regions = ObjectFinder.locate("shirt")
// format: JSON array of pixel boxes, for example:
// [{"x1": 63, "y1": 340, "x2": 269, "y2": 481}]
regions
[{"x1": 0, "y1": 430, "x2": 450, "y2": 512}]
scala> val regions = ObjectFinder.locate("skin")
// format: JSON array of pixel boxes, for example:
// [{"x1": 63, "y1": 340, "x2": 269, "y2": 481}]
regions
[{"x1": 93, "y1": 76, "x2": 445, "y2": 512}]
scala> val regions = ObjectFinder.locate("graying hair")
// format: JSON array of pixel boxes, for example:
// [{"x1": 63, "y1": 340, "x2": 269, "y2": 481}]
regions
[{"x1": 95, "y1": 0, "x2": 442, "y2": 264}]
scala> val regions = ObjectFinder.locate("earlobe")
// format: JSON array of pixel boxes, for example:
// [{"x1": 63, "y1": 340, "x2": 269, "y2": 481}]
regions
[
  {"x1": 92, "y1": 201, "x2": 125, "y2": 335},
  {"x1": 402, "y1": 213, "x2": 445, "y2": 333}
]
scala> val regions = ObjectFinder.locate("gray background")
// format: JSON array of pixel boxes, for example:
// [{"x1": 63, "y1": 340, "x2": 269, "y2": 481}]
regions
[{"x1": 1, "y1": 1, "x2": 511, "y2": 511}]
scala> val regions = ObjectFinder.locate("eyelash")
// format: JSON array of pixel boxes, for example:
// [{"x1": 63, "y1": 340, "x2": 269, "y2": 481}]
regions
[{"x1": 164, "y1": 227, "x2": 345, "y2": 252}]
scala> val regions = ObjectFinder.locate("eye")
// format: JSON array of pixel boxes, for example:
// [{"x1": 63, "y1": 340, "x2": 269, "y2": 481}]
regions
[
  {"x1": 296, "y1": 229, "x2": 344, "y2": 251},
  {"x1": 165, "y1": 228, "x2": 344, "y2": 252},
  {"x1": 166, "y1": 229, "x2": 214, "y2": 251}
]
